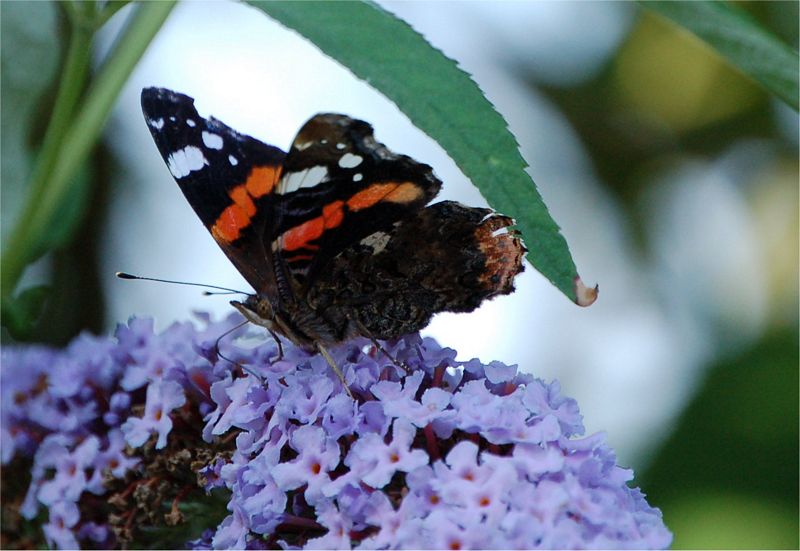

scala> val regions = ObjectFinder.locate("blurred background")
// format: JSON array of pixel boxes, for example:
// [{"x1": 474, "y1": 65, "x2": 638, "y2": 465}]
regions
[{"x1": 2, "y1": 2, "x2": 797, "y2": 548}]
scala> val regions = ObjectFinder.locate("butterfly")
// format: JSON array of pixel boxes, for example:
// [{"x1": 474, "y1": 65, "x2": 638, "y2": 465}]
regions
[{"x1": 140, "y1": 88, "x2": 525, "y2": 385}]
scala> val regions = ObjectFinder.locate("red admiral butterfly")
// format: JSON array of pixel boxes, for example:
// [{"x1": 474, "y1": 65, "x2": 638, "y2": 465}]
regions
[{"x1": 141, "y1": 88, "x2": 525, "y2": 382}]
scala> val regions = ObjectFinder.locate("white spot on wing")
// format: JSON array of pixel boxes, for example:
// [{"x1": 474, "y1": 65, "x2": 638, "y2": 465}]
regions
[
  {"x1": 228, "y1": 155, "x2": 238, "y2": 166},
  {"x1": 149, "y1": 118, "x2": 164, "y2": 129},
  {"x1": 336, "y1": 143, "x2": 346, "y2": 150},
  {"x1": 202, "y1": 131, "x2": 223, "y2": 150},
  {"x1": 338, "y1": 153, "x2": 363, "y2": 169},
  {"x1": 294, "y1": 141, "x2": 313, "y2": 151},
  {"x1": 167, "y1": 146, "x2": 208, "y2": 179},
  {"x1": 491, "y1": 226, "x2": 510, "y2": 238},
  {"x1": 186, "y1": 119, "x2": 196, "y2": 127},
  {"x1": 279, "y1": 165, "x2": 328, "y2": 194},
  {"x1": 360, "y1": 231, "x2": 392, "y2": 255},
  {"x1": 353, "y1": 173, "x2": 363, "y2": 182}
]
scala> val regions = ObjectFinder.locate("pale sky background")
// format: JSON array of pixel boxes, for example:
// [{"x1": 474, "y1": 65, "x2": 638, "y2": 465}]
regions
[{"x1": 92, "y1": 1, "x2": 781, "y2": 467}]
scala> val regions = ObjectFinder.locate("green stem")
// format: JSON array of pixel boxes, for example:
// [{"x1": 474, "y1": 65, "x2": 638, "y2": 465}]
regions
[
  {"x1": 95, "y1": 1, "x2": 133, "y2": 30},
  {"x1": 1, "y1": 1, "x2": 176, "y2": 298}
]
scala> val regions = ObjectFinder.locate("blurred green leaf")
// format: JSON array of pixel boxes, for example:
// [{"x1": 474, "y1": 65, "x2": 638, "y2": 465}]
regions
[
  {"x1": 641, "y1": 328, "x2": 799, "y2": 549},
  {"x1": 642, "y1": 1, "x2": 799, "y2": 110},
  {"x1": 133, "y1": 490, "x2": 229, "y2": 549},
  {"x1": 248, "y1": 0, "x2": 589, "y2": 303},
  {"x1": 39, "y1": 163, "x2": 94, "y2": 254},
  {"x1": 0, "y1": 1, "x2": 60, "y2": 242},
  {"x1": 1, "y1": 1, "x2": 176, "y2": 301},
  {"x1": 666, "y1": 491, "x2": 799, "y2": 549},
  {"x1": 1, "y1": 285, "x2": 50, "y2": 340}
]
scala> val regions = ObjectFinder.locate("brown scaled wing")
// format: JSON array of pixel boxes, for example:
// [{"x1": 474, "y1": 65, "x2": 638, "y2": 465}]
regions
[{"x1": 306, "y1": 200, "x2": 526, "y2": 341}]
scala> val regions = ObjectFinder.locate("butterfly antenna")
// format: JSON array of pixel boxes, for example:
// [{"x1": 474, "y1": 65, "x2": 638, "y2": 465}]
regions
[
  {"x1": 214, "y1": 320, "x2": 263, "y2": 381},
  {"x1": 116, "y1": 271, "x2": 249, "y2": 295}
]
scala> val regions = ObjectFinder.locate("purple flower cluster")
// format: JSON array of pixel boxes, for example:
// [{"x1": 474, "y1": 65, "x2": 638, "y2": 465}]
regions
[{"x1": 1, "y1": 313, "x2": 672, "y2": 549}]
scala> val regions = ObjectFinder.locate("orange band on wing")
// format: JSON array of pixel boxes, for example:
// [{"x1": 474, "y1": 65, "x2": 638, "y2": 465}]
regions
[
  {"x1": 245, "y1": 165, "x2": 281, "y2": 198},
  {"x1": 385, "y1": 182, "x2": 423, "y2": 204},
  {"x1": 229, "y1": 185, "x2": 256, "y2": 216},
  {"x1": 285, "y1": 254, "x2": 314, "y2": 262},
  {"x1": 347, "y1": 183, "x2": 394, "y2": 211},
  {"x1": 322, "y1": 200, "x2": 345, "y2": 229},
  {"x1": 281, "y1": 217, "x2": 323, "y2": 251},
  {"x1": 212, "y1": 203, "x2": 252, "y2": 242},
  {"x1": 211, "y1": 175, "x2": 268, "y2": 242},
  {"x1": 347, "y1": 182, "x2": 422, "y2": 212},
  {"x1": 281, "y1": 200, "x2": 345, "y2": 251},
  {"x1": 280, "y1": 183, "x2": 423, "y2": 251}
]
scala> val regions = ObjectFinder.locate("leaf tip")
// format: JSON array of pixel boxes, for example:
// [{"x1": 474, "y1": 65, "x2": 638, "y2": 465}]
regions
[{"x1": 574, "y1": 276, "x2": 598, "y2": 307}]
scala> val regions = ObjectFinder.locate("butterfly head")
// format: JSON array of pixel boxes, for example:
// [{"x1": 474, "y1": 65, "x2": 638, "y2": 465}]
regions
[{"x1": 231, "y1": 295, "x2": 275, "y2": 330}]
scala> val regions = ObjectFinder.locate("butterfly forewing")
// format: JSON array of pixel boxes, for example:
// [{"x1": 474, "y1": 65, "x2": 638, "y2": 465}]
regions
[
  {"x1": 273, "y1": 114, "x2": 442, "y2": 288},
  {"x1": 141, "y1": 88, "x2": 285, "y2": 295}
]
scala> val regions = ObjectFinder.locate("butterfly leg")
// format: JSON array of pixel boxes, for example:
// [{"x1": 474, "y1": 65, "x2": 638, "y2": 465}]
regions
[
  {"x1": 315, "y1": 341, "x2": 354, "y2": 399},
  {"x1": 267, "y1": 328, "x2": 285, "y2": 362},
  {"x1": 354, "y1": 319, "x2": 410, "y2": 374}
]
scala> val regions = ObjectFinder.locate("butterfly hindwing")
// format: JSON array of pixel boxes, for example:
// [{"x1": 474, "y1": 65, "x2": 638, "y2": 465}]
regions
[
  {"x1": 272, "y1": 114, "x2": 442, "y2": 288},
  {"x1": 306, "y1": 200, "x2": 526, "y2": 340},
  {"x1": 141, "y1": 88, "x2": 285, "y2": 294}
]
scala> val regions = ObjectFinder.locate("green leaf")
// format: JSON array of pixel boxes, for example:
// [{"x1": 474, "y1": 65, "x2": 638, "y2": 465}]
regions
[
  {"x1": 1, "y1": 285, "x2": 50, "y2": 340},
  {"x1": 132, "y1": 490, "x2": 230, "y2": 549},
  {"x1": 247, "y1": 0, "x2": 594, "y2": 304},
  {"x1": 641, "y1": 1, "x2": 799, "y2": 110}
]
